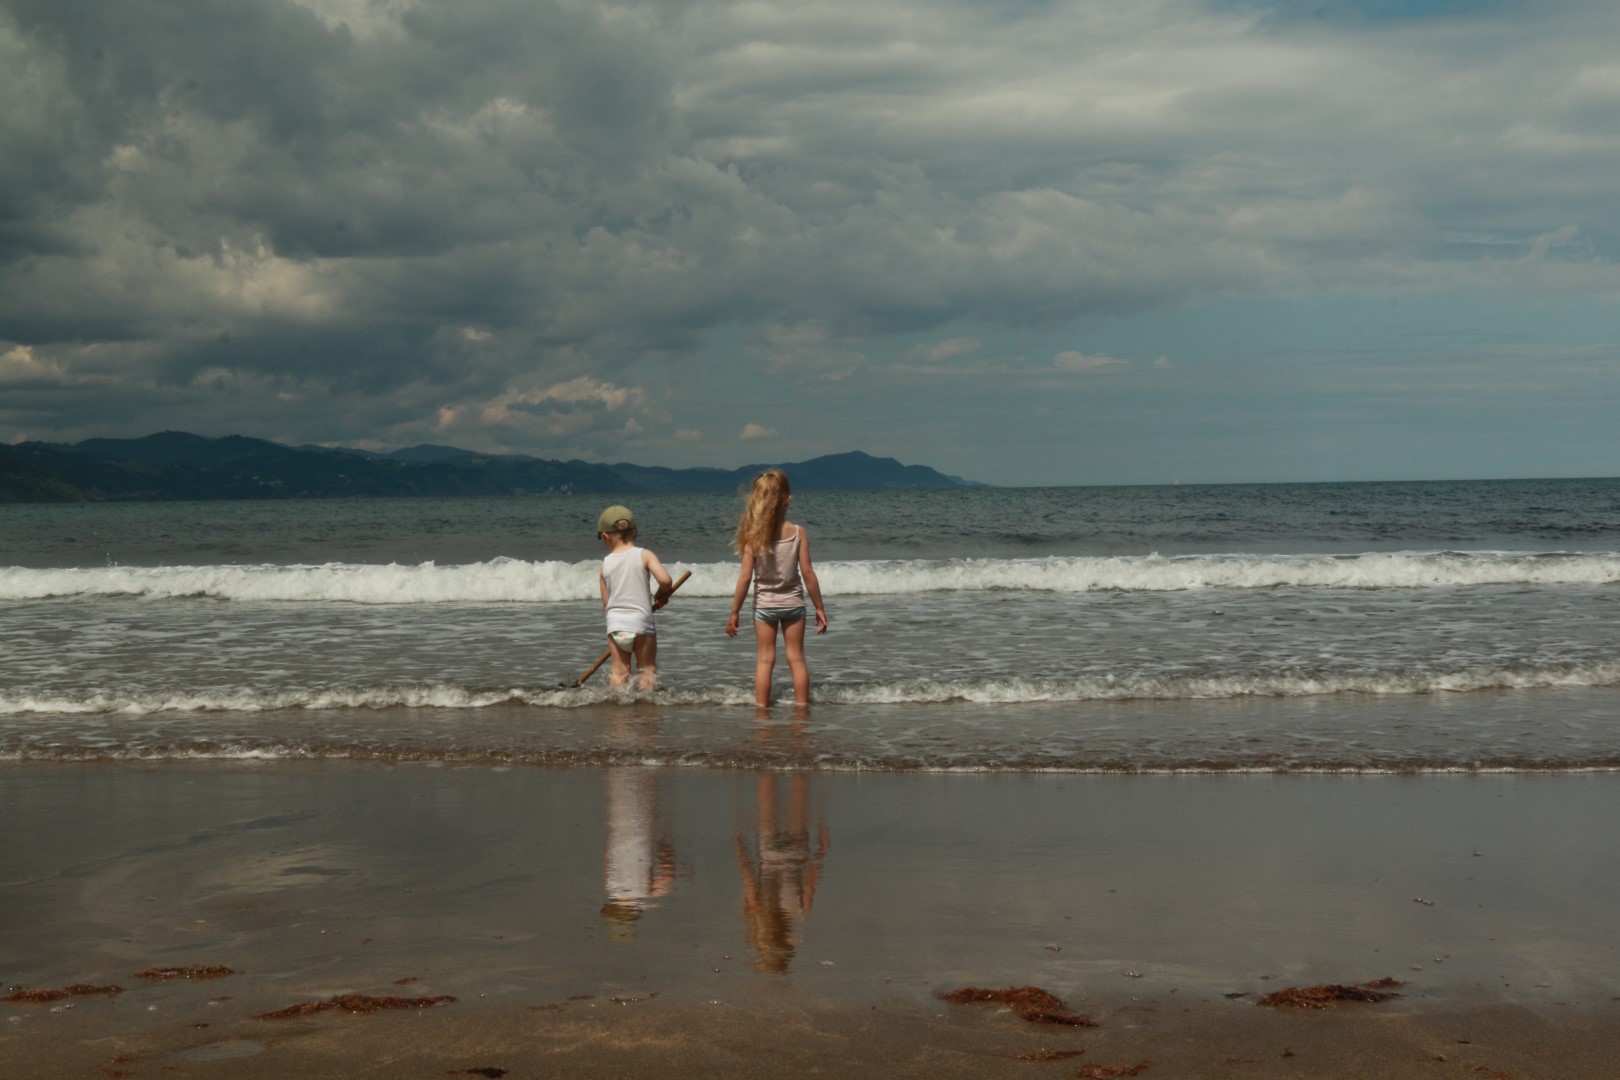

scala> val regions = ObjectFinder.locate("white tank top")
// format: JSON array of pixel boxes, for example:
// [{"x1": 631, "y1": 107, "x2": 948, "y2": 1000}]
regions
[{"x1": 602, "y1": 547, "x2": 655, "y2": 635}]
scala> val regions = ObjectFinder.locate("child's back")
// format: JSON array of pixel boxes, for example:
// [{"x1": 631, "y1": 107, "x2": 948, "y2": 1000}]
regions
[
  {"x1": 602, "y1": 543, "x2": 655, "y2": 635},
  {"x1": 751, "y1": 524, "x2": 805, "y2": 609}
]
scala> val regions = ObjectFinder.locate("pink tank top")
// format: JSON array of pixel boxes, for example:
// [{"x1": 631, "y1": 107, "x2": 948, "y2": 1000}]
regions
[{"x1": 752, "y1": 525, "x2": 805, "y2": 609}]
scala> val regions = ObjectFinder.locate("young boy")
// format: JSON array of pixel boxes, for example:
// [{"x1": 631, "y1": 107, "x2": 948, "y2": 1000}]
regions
[{"x1": 597, "y1": 505, "x2": 675, "y2": 690}]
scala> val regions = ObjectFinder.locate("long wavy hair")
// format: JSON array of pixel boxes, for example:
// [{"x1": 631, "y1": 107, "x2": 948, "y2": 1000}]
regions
[{"x1": 734, "y1": 469, "x2": 791, "y2": 556}]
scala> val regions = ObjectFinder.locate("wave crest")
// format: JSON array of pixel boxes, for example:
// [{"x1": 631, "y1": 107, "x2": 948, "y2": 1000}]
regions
[{"x1": 4, "y1": 550, "x2": 1618, "y2": 604}]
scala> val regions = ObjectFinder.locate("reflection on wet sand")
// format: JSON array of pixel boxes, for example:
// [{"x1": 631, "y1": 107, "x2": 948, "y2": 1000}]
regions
[
  {"x1": 736, "y1": 710, "x2": 830, "y2": 973},
  {"x1": 600, "y1": 706, "x2": 677, "y2": 940}
]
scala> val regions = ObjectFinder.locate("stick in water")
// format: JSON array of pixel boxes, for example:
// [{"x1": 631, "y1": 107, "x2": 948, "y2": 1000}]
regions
[{"x1": 573, "y1": 570, "x2": 692, "y2": 687}]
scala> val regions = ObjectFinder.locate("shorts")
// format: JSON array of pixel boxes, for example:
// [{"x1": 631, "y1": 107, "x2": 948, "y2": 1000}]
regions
[{"x1": 753, "y1": 606, "x2": 806, "y2": 627}]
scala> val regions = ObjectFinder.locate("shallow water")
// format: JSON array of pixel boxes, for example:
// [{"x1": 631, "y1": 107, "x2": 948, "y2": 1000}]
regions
[
  {"x1": 2, "y1": 480, "x2": 1617, "y2": 771},
  {"x1": 4, "y1": 763, "x2": 1617, "y2": 1006}
]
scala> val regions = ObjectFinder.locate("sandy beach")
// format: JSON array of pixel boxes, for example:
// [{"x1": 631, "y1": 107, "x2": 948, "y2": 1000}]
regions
[{"x1": 3, "y1": 760, "x2": 1618, "y2": 1077}]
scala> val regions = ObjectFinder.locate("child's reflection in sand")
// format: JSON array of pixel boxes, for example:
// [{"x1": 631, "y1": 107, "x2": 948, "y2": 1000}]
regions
[{"x1": 736, "y1": 710, "x2": 830, "y2": 972}]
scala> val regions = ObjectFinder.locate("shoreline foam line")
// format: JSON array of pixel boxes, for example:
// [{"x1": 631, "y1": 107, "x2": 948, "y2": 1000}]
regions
[
  {"x1": 4, "y1": 661, "x2": 1618, "y2": 715},
  {"x1": 4, "y1": 747, "x2": 1620, "y2": 773}
]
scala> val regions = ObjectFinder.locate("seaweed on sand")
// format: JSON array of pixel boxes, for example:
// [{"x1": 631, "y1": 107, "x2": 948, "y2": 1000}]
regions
[
  {"x1": 132, "y1": 965, "x2": 235, "y2": 980},
  {"x1": 1077, "y1": 1062, "x2": 1151, "y2": 1078},
  {"x1": 940, "y1": 985, "x2": 1097, "y2": 1026},
  {"x1": 4, "y1": 984, "x2": 123, "y2": 1002},
  {"x1": 255, "y1": 993, "x2": 456, "y2": 1019},
  {"x1": 1014, "y1": 1048, "x2": 1088, "y2": 1061},
  {"x1": 1256, "y1": 977, "x2": 1403, "y2": 1009}
]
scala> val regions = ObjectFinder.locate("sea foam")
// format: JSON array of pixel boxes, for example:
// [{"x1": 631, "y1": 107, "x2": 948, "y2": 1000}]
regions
[
  {"x1": 3, "y1": 658, "x2": 1615, "y2": 716},
  {"x1": 3, "y1": 550, "x2": 1617, "y2": 604}
]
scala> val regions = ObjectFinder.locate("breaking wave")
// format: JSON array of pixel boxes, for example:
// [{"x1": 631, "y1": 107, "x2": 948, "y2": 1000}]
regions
[{"x1": 4, "y1": 550, "x2": 1618, "y2": 604}]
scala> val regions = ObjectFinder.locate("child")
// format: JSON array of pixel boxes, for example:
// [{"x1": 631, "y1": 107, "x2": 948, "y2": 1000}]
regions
[
  {"x1": 597, "y1": 505, "x2": 675, "y2": 690},
  {"x1": 726, "y1": 470, "x2": 828, "y2": 706}
]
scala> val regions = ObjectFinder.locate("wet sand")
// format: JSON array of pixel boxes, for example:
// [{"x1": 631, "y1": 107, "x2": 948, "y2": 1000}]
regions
[{"x1": 3, "y1": 761, "x2": 1618, "y2": 1078}]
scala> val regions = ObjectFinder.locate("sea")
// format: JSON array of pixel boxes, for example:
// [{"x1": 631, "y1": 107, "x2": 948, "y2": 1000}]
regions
[{"x1": 2, "y1": 478, "x2": 1618, "y2": 773}]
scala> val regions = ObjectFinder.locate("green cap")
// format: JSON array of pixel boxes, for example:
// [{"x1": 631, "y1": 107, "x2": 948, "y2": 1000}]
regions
[{"x1": 596, "y1": 505, "x2": 636, "y2": 535}]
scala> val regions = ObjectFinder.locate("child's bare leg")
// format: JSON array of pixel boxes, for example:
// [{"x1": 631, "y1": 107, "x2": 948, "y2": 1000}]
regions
[
  {"x1": 607, "y1": 637, "x2": 633, "y2": 687},
  {"x1": 752, "y1": 619, "x2": 778, "y2": 707},
  {"x1": 632, "y1": 634, "x2": 659, "y2": 691},
  {"x1": 783, "y1": 617, "x2": 810, "y2": 704}
]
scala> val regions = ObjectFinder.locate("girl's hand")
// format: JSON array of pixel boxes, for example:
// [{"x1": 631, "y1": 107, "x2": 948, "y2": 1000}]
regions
[
  {"x1": 814, "y1": 608, "x2": 828, "y2": 635},
  {"x1": 726, "y1": 613, "x2": 740, "y2": 637}
]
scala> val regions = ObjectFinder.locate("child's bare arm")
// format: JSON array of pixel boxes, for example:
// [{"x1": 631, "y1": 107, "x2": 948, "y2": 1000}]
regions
[
  {"x1": 599, "y1": 568, "x2": 609, "y2": 609},
  {"x1": 726, "y1": 552, "x2": 755, "y2": 637},
  {"x1": 643, "y1": 549, "x2": 675, "y2": 609},
  {"x1": 798, "y1": 529, "x2": 828, "y2": 634}
]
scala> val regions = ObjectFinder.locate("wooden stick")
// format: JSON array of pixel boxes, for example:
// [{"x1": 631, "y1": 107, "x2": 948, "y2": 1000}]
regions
[{"x1": 574, "y1": 570, "x2": 692, "y2": 687}]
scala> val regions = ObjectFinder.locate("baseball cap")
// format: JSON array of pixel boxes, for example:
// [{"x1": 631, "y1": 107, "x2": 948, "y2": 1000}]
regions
[{"x1": 596, "y1": 505, "x2": 636, "y2": 535}]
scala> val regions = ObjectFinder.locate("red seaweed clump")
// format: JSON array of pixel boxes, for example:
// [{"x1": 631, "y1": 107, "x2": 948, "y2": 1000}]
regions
[
  {"x1": 255, "y1": 993, "x2": 456, "y2": 1019},
  {"x1": 132, "y1": 965, "x2": 235, "y2": 981},
  {"x1": 1077, "y1": 1062, "x2": 1151, "y2": 1078},
  {"x1": 449, "y1": 1069, "x2": 507, "y2": 1078},
  {"x1": 1256, "y1": 977, "x2": 1402, "y2": 1009},
  {"x1": 4, "y1": 984, "x2": 123, "y2": 1003},
  {"x1": 1014, "y1": 1048, "x2": 1088, "y2": 1061},
  {"x1": 940, "y1": 985, "x2": 1097, "y2": 1026}
]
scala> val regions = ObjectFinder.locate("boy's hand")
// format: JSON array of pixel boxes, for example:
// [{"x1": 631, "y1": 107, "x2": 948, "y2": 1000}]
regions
[{"x1": 652, "y1": 586, "x2": 672, "y2": 611}]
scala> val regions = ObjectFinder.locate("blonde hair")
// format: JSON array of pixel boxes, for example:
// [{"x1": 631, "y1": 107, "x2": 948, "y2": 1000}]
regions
[{"x1": 734, "y1": 469, "x2": 791, "y2": 556}]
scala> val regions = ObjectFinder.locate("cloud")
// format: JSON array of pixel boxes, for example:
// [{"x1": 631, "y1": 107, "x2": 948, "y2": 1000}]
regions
[
  {"x1": 1054, "y1": 350, "x2": 1130, "y2": 372},
  {"x1": 739, "y1": 422, "x2": 777, "y2": 440},
  {"x1": 425, "y1": 375, "x2": 665, "y2": 453},
  {"x1": 0, "y1": 344, "x2": 75, "y2": 386},
  {"x1": 746, "y1": 322, "x2": 867, "y2": 382},
  {"x1": 674, "y1": 428, "x2": 703, "y2": 441},
  {"x1": 905, "y1": 337, "x2": 983, "y2": 363},
  {"x1": 2, "y1": 0, "x2": 1619, "y2": 470}
]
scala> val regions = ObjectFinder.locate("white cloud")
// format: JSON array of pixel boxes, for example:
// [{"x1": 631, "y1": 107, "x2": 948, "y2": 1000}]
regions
[
  {"x1": 424, "y1": 375, "x2": 666, "y2": 450},
  {"x1": 1054, "y1": 350, "x2": 1129, "y2": 373},
  {"x1": 739, "y1": 422, "x2": 777, "y2": 440},
  {"x1": 674, "y1": 428, "x2": 703, "y2": 441},
  {"x1": 905, "y1": 337, "x2": 982, "y2": 363},
  {"x1": 286, "y1": 0, "x2": 419, "y2": 42},
  {"x1": 479, "y1": 376, "x2": 649, "y2": 420},
  {"x1": 747, "y1": 323, "x2": 867, "y2": 382},
  {"x1": 0, "y1": 345, "x2": 68, "y2": 385}
]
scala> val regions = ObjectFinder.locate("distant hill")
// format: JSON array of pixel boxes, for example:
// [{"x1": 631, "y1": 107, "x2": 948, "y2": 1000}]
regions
[{"x1": 0, "y1": 432, "x2": 983, "y2": 503}]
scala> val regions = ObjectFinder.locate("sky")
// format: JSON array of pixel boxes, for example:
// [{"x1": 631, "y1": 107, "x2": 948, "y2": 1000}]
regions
[{"x1": 1, "y1": 0, "x2": 1617, "y2": 486}]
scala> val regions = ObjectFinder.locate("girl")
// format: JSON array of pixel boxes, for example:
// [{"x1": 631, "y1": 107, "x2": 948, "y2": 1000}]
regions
[{"x1": 726, "y1": 469, "x2": 828, "y2": 706}]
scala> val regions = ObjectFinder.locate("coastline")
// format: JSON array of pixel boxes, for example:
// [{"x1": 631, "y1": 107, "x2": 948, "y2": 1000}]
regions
[{"x1": 4, "y1": 761, "x2": 1618, "y2": 1077}]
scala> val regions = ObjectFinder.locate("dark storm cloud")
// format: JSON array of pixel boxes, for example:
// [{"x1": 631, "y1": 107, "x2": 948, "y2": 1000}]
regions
[{"x1": 2, "y1": 0, "x2": 1618, "y2": 463}]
